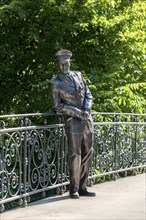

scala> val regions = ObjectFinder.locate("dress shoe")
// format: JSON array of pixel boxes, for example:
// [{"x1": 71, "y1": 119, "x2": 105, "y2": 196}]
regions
[
  {"x1": 79, "y1": 190, "x2": 96, "y2": 197},
  {"x1": 70, "y1": 192, "x2": 79, "y2": 199}
]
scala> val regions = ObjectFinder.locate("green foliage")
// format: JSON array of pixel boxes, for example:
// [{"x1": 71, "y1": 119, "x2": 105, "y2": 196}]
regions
[{"x1": 0, "y1": 0, "x2": 145, "y2": 114}]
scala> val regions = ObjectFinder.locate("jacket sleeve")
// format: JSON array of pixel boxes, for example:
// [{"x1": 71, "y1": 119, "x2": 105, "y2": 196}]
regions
[
  {"x1": 83, "y1": 78, "x2": 93, "y2": 111},
  {"x1": 51, "y1": 82, "x2": 83, "y2": 118}
]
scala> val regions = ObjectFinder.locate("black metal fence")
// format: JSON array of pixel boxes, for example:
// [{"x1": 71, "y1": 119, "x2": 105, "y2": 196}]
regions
[{"x1": 0, "y1": 112, "x2": 146, "y2": 212}]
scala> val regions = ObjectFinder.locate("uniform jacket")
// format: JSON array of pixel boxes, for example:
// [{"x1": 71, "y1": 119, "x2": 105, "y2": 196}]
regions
[{"x1": 51, "y1": 71, "x2": 93, "y2": 134}]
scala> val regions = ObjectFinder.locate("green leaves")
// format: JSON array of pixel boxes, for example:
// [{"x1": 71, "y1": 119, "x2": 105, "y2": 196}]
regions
[
  {"x1": 0, "y1": 0, "x2": 145, "y2": 114},
  {"x1": 114, "y1": 82, "x2": 146, "y2": 113}
]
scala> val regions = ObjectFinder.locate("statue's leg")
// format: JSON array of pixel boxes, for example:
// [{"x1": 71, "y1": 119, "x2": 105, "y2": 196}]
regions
[
  {"x1": 79, "y1": 132, "x2": 93, "y2": 191},
  {"x1": 67, "y1": 132, "x2": 83, "y2": 194}
]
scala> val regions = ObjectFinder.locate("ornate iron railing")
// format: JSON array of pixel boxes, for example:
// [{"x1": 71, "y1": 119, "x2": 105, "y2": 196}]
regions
[{"x1": 0, "y1": 112, "x2": 146, "y2": 212}]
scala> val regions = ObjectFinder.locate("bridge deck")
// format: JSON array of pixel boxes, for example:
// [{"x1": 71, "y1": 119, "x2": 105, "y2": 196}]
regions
[{"x1": 1, "y1": 174, "x2": 146, "y2": 220}]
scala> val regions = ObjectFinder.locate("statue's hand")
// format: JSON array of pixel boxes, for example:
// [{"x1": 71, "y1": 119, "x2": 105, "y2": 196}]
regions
[
  {"x1": 77, "y1": 109, "x2": 90, "y2": 120},
  {"x1": 82, "y1": 110, "x2": 90, "y2": 120}
]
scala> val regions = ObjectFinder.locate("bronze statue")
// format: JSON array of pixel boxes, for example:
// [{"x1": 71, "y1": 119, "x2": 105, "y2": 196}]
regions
[{"x1": 51, "y1": 49, "x2": 96, "y2": 198}]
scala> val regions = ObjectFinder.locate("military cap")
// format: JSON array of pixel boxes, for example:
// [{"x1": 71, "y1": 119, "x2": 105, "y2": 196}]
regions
[{"x1": 55, "y1": 49, "x2": 72, "y2": 62}]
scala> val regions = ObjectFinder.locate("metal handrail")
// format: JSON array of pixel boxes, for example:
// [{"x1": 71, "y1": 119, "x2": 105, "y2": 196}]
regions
[{"x1": 0, "y1": 112, "x2": 146, "y2": 212}]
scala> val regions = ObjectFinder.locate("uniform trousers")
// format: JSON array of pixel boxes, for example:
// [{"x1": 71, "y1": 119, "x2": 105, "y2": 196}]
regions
[{"x1": 66, "y1": 131, "x2": 93, "y2": 194}]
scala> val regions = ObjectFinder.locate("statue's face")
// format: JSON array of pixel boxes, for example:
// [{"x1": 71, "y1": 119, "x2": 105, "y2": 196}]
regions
[{"x1": 58, "y1": 61, "x2": 70, "y2": 75}]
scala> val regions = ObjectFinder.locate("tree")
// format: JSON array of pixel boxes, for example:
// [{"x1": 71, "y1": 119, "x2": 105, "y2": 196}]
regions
[{"x1": 0, "y1": 0, "x2": 145, "y2": 114}]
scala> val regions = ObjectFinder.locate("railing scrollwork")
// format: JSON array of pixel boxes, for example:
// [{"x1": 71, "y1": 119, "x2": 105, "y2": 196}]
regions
[{"x1": 0, "y1": 112, "x2": 146, "y2": 212}]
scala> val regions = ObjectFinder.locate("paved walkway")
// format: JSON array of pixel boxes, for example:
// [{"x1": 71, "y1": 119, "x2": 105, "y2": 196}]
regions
[{"x1": 1, "y1": 173, "x2": 146, "y2": 220}]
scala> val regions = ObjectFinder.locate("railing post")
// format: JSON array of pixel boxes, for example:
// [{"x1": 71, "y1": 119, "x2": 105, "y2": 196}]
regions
[
  {"x1": 132, "y1": 116, "x2": 139, "y2": 175},
  {"x1": 112, "y1": 115, "x2": 119, "y2": 180},
  {"x1": 60, "y1": 127, "x2": 64, "y2": 195},
  {"x1": 57, "y1": 122, "x2": 67, "y2": 195},
  {"x1": 0, "y1": 122, "x2": 6, "y2": 212},
  {"x1": 0, "y1": 157, "x2": 5, "y2": 213},
  {"x1": 23, "y1": 118, "x2": 28, "y2": 206}
]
